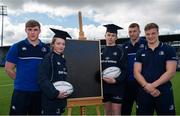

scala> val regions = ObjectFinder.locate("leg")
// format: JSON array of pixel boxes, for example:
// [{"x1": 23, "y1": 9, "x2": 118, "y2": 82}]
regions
[
  {"x1": 122, "y1": 81, "x2": 138, "y2": 115},
  {"x1": 104, "y1": 102, "x2": 112, "y2": 115},
  {"x1": 29, "y1": 91, "x2": 41, "y2": 115},
  {"x1": 155, "y1": 87, "x2": 176, "y2": 115},
  {"x1": 136, "y1": 88, "x2": 154, "y2": 115},
  {"x1": 67, "y1": 107, "x2": 72, "y2": 116},
  {"x1": 112, "y1": 103, "x2": 121, "y2": 115},
  {"x1": 121, "y1": 94, "x2": 134, "y2": 115},
  {"x1": 103, "y1": 93, "x2": 112, "y2": 115},
  {"x1": 9, "y1": 90, "x2": 28, "y2": 115},
  {"x1": 111, "y1": 92, "x2": 124, "y2": 115}
]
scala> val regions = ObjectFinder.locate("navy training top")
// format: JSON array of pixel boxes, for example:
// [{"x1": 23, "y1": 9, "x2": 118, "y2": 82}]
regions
[
  {"x1": 6, "y1": 39, "x2": 49, "y2": 91},
  {"x1": 123, "y1": 37, "x2": 146, "y2": 81},
  {"x1": 101, "y1": 45, "x2": 128, "y2": 94},
  {"x1": 135, "y1": 42, "x2": 177, "y2": 91}
]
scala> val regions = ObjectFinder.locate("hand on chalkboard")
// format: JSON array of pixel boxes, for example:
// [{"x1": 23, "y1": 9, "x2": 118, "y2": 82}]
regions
[
  {"x1": 103, "y1": 77, "x2": 116, "y2": 84},
  {"x1": 57, "y1": 91, "x2": 68, "y2": 99}
]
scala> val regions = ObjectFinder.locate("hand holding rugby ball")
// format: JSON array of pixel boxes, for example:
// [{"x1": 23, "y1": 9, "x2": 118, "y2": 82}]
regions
[
  {"x1": 102, "y1": 66, "x2": 121, "y2": 78},
  {"x1": 53, "y1": 81, "x2": 73, "y2": 96}
]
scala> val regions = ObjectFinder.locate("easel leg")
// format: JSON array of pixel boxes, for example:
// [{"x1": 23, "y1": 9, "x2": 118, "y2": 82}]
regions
[
  {"x1": 96, "y1": 105, "x2": 101, "y2": 116},
  {"x1": 80, "y1": 106, "x2": 86, "y2": 115},
  {"x1": 67, "y1": 107, "x2": 72, "y2": 116}
]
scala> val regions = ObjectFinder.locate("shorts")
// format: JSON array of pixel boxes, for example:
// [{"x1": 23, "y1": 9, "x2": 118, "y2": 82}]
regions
[
  {"x1": 137, "y1": 87, "x2": 176, "y2": 115},
  {"x1": 103, "y1": 93, "x2": 123, "y2": 104},
  {"x1": 9, "y1": 90, "x2": 41, "y2": 115}
]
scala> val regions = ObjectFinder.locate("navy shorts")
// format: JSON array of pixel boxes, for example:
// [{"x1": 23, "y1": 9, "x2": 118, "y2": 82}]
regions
[
  {"x1": 9, "y1": 90, "x2": 41, "y2": 115},
  {"x1": 137, "y1": 87, "x2": 176, "y2": 115},
  {"x1": 103, "y1": 93, "x2": 123, "y2": 104}
]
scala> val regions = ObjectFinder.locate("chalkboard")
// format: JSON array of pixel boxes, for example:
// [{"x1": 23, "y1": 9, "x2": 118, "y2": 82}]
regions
[{"x1": 64, "y1": 40, "x2": 102, "y2": 98}]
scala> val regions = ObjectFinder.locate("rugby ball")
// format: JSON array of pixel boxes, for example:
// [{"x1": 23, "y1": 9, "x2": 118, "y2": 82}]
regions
[
  {"x1": 102, "y1": 66, "x2": 121, "y2": 78},
  {"x1": 53, "y1": 81, "x2": 73, "y2": 95}
]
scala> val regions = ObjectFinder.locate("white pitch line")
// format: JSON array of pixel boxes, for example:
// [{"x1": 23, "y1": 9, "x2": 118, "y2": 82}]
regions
[
  {"x1": 0, "y1": 83, "x2": 13, "y2": 87},
  {"x1": 0, "y1": 94, "x2": 12, "y2": 99}
]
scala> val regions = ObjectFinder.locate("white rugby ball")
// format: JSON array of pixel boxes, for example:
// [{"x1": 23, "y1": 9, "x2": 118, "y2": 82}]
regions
[
  {"x1": 102, "y1": 66, "x2": 121, "y2": 78},
  {"x1": 53, "y1": 81, "x2": 73, "y2": 95}
]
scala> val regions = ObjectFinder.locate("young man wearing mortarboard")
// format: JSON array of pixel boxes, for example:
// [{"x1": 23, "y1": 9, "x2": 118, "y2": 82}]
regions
[
  {"x1": 101, "y1": 24, "x2": 128, "y2": 115},
  {"x1": 38, "y1": 28, "x2": 72, "y2": 115}
]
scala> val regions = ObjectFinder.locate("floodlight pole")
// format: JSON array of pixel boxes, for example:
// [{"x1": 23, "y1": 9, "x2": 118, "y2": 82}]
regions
[{"x1": 0, "y1": 5, "x2": 7, "y2": 46}]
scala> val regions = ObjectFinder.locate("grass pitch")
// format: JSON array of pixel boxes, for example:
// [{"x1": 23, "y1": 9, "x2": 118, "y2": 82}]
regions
[{"x1": 0, "y1": 67, "x2": 180, "y2": 115}]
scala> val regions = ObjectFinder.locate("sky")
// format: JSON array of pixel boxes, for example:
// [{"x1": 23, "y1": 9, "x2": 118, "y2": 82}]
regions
[{"x1": 0, "y1": 0, "x2": 180, "y2": 46}]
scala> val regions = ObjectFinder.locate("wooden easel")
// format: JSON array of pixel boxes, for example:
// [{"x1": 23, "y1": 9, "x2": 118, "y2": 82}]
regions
[
  {"x1": 66, "y1": 11, "x2": 103, "y2": 115},
  {"x1": 78, "y1": 11, "x2": 86, "y2": 40},
  {"x1": 67, "y1": 97, "x2": 103, "y2": 115}
]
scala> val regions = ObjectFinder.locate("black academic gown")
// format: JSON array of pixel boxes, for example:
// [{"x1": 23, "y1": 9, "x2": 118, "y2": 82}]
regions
[{"x1": 38, "y1": 52, "x2": 68, "y2": 115}]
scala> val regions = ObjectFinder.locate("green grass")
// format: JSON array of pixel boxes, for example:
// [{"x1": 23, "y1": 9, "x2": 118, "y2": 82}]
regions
[
  {"x1": 0, "y1": 67, "x2": 13, "y2": 114},
  {"x1": 172, "y1": 72, "x2": 180, "y2": 115},
  {"x1": 0, "y1": 67, "x2": 104, "y2": 115},
  {"x1": 0, "y1": 67, "x2": 180, "y2": 115}
]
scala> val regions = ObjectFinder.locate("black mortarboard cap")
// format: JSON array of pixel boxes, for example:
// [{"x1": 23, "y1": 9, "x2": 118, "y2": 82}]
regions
[
  {"x1": 50, "y1": 28, "x2": 72, "y2": 40},
  {"x1": 103, "y1": 24, "x2": 123, "y2": 34}
]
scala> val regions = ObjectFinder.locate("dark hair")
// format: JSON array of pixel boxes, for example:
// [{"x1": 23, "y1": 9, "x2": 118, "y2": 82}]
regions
[
  {"x1": 144, "y1": 23, "x2": 159, "y2": 32},
  {"x1": 25, "y1": 19, "x2": 41, "y2": 28},
  {"x1": 129, "y1": 23, "x2": 140, "y2": 29}
]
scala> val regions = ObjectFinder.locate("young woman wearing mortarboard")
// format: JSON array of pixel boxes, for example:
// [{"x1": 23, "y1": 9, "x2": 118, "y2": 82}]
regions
[{"x1": 38, "y1": 28, "x2": 72, "y2": 115}]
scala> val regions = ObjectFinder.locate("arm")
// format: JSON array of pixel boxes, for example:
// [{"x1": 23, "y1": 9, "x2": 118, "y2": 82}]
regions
[
  {"x1": 5, "y1": 44, "x2": 18, "y2": 80},
  {"x1": 152, "y1": 45, "x2": 177, "y2": 88},
  {"x1": 102, "y1": 77, "x2": 116, "y2": 84},
  {"x1": 134, "y1": 62, "x2": 147, "y2": 88},
  {"x1": 152, "y1": 61, "x2": 177, "y2": 88},
  {"x1": 5, "y1": 61, "x2": 16, "y2": 80},
  {"x1": 38, "y1": 54, "x2": 59, "y2": 99},
  {"x1": 134, "y1": 62, "x2": 160, "y2": 97}
]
